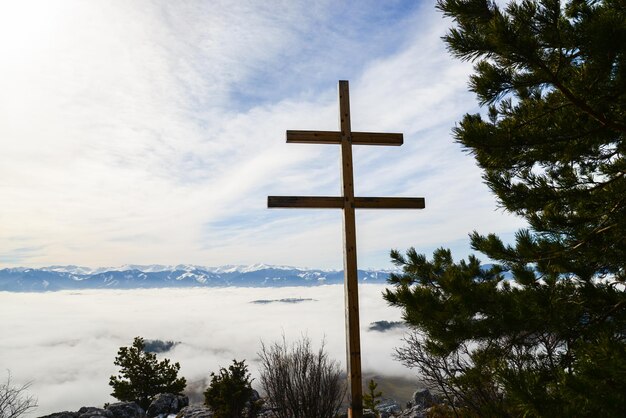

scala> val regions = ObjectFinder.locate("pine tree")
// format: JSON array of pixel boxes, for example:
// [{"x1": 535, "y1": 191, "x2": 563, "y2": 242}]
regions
[
  {"x1": 384, "y1": 1, "x2": 625, "y2": 416},
  {"x1": 109, "y1": 337, "x2": 186, "y2": 410},
  {"x1": 362, "y1": 379, "x2": 382, "y2": 417}
]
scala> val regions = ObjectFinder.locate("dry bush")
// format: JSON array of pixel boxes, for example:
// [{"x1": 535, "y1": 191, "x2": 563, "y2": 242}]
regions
[{"x1": 258, "y1": 336, "x2": 345, "y2": 418}]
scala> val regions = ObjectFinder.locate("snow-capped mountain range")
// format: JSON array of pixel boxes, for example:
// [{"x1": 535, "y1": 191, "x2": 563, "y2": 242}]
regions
[{"x1": 0, "y1": 264, "x2": 396, "y2": 292}]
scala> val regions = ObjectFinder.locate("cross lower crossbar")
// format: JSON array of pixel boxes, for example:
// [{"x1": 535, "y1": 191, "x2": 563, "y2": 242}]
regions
[
  {"x1": 268, "y1": 196, "x2": 425, "y2": 209},
  {"x1": 287, "y1": 130, "x2": 403, "y2": 145}
]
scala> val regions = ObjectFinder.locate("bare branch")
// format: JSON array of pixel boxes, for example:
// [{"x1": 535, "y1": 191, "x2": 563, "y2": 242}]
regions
[{"x1": 0, "y1": 371, "x2": 37, "y2": 418}]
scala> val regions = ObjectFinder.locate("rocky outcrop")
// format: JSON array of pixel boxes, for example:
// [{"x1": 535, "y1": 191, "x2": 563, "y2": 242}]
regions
[
  {"x1": 40, "y1": 406, "x2": 130, "y2": 418},
  {"x1": 40, "y1": 388, "x2": 449, "y2": 418},
  {"x1": 395, "y1": 404, "x2": 427, "y2": 418},
  {"x1": 362, "y1": 409, "x2": 377, "y2": 418},
  {"x1": 39, "y1": 413, "x2": 80, "y2": 418},
  {"x1": 378, "y1": 398, "x2": 402, "y2": 417},
  {"x1": 391, "y1": 388, "x2": 443, "y2": 418},
  {"x1": 147, "y1": 393, "x2": 189, "y2": 417},
  {"x1": 411, "y1": 389, "x2": 437, "y2": 409},
  {"x1": 40, "y1": 401, "x2": 145, "y2": 418},
  {"x1": 175, "y1": 406, "x2": 213, "y2": 418},
  {"x1": 77, "y1": 407, "x2": 114, "y2": 418},
  {"x1": 175, "y1": 389, "x2": 263, "y2": 418},
  {"x1": 249, "y1": 389, "x2": 260, "y2": 403},
  {"x1": 106, "y1": 402, "x2": 145, "y2": 418}
]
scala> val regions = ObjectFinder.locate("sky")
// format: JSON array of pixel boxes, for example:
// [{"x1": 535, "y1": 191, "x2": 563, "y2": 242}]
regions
[
  {"x1": 0, "y1": 0, "x2": 526, "y2": 269},
  {"x1": 1, "y1": 285, "x2": 411, "y2": 415}
]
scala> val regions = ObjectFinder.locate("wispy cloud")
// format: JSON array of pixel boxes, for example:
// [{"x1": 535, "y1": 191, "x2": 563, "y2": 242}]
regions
[
  {"x1": 0, "y1": 246, "x2": 44, "y2": 264},
  {"x1": 0, "y1": 0, "x2": 524, "y2": 269}
]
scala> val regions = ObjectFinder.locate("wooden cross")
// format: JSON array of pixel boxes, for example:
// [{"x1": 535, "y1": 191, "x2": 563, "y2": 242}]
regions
[{"x1": 268, "y1": 80, "x2": 425, "y2": 418}]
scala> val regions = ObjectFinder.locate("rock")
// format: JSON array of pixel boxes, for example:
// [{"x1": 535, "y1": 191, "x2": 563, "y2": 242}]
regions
[
  {"x1": 412, "y1": 389, "x2": 434, "y2": 408},
  {"x1": 395, "y1": 404, "x2": 427, "y2": 418},
  {"x1": 77, "y1": 407, "x2": 114, "y2": 418},
  {"x1": 377, "y1": 398, "x2": 401, "y2": 416},
  {"x1": 393, "y1": 389, "x2": 440, "y2": 417},
  {"x1": 249, "y1": 389, "x2": 261, "y2": 402},
  {"x1": 147, "y1": 393, "x2": 189, "y2": 417},
  {"x1": 255, "y1": 402, "x2": 280, "y2": 418},
  {"x1": 363, "y1": 409, "x2": 377, "y2": 418},
  {"x1": 243, "y1": 389, "x2": 264, "y2": 417},
  {"x1": 106, "y1": 402, "x2": 146, "y2": 418},
  {"x1": 334, "y1": 411, "x2": 374, "y2": 418},
  {"x1": 175, "y1": 406, "x2": 213, "y2": 418},
  {"x1": 39, "y1": 403, "x2": 145, "y2": 418},
  {"x1": 39, "y1": 412, "x2": 79, "y2": 418}
]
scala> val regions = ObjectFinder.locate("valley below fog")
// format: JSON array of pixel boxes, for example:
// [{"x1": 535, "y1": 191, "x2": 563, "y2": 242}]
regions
[{"x1": 0, "y1": 284, "x2": 417, "y2": 416}]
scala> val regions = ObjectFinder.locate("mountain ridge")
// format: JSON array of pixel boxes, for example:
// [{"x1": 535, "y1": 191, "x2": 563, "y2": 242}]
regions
[{"x1": 0, "y1": 264, "x2": 396, "y2": 292}]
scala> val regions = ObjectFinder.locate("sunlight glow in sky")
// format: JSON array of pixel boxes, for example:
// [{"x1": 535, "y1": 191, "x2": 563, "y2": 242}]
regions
[{"x1": 0, "y1": 0, "x2": 525, "y2": 269}]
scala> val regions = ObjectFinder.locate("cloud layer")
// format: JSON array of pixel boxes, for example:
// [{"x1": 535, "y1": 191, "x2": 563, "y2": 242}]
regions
[{"x1": 1, "y1": 285, "x2": 414, "y2": 415}]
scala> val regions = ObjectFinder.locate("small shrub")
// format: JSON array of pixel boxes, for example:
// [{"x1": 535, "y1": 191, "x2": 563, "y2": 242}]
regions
[{"x1": 204, "y1": 359, "x2": 257, "y2": 418}]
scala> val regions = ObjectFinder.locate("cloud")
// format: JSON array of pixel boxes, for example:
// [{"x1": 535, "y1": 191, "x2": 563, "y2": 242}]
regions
[
  {"x1": 0, "y1": 1, "x2": 525, "y2": 269},
  {"x1": 0, "y1": 285, "x2": 410, "y2": 415},
  {"x1": 0, "y1": 246, "x2": 45, "y2": 264}
]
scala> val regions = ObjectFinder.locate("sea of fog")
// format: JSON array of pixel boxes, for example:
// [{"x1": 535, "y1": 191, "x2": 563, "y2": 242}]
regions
[{"x1": 0, "y1": 284, "x2": 417, "y2": 416}]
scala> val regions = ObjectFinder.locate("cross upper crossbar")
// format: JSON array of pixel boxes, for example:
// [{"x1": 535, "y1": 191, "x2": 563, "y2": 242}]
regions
[
  {"x1": 287, "y1": 130, "x2": 403, "y2": 145},
  {"x1": 267, "y1": 80, "x2": 424, "y2": 418}
]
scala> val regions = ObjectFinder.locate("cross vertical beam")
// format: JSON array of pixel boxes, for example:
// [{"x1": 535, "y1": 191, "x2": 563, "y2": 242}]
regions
[
  {"x1": 338, "y1": 81, "x2": 363, "y2": 418},
  {"x1": 268, "y1": 80, "x2": 425, "y2": 418}
]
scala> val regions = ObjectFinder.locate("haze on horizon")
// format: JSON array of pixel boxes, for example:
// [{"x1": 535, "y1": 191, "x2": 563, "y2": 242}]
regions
[{"x1": 0, "y1": 0, "x2": 526, "y2": 270}]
